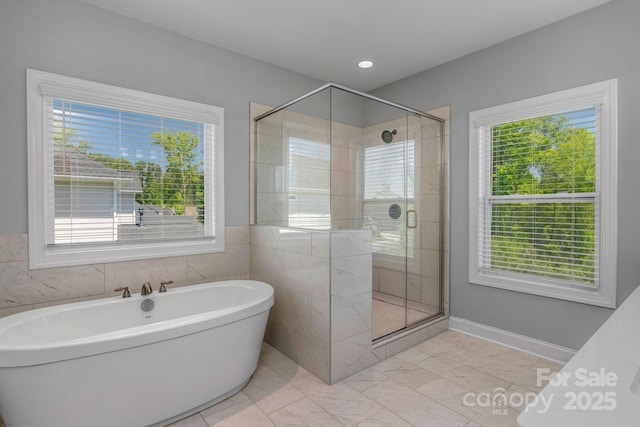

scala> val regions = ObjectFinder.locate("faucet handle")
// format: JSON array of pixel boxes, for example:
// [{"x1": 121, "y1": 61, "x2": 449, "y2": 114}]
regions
[
  {"x1": 114, "y1": 287, "x2": 131, "y2": 298},
  {"x1": 159, "y1": 280, "x2": 173, "y2": 293}
]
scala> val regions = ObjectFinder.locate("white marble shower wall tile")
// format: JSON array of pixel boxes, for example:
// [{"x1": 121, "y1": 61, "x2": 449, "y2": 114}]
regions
[
  {"x1": 251, "y1": 225, "x2": 332, "y2": 383},
  {"x1": 331, "y1": 219, "x2": 357, "y2": 230},
  {"x1": 421, "y1": 165, "x2": 441, "y2": 194},
  {"x1": 408, "y1": 273, "x2": 422, "y2": 303},
  {"x1": 331, "y1": 329, "x2": 382, "y2": 383},
  {"x1": 187, "y1": 244, "x2": 250, "y2": 283},
  {"x1": 256, "y1": 193, "x2": 288, "y2": 224},
  {"x1": 265, "y1": 319, "x2": 331, "y2": 383},
  {"x1": 255, "y1": 134, "x2": 285, "y2": 165},
  {"x1": 330, "y1": 122, "x2": 362, "y2": 149},
  {"x1": 330, "y1": 253, "x2": 372, "y2": 299},
  {"x1": 421, "y1": 136, "x2": 441, "y2": 167},
  {"x1": 283, "y1": 251, "x2": 329, "y2": 300},
  {"x1": 275, "y1": 229, "x2": 312, "y2": 254},
  {"x1": 284, "y1": 119, "x2": 330, "y2": 146},
  {"x1": 251, "y1": 225, "x2": 314, "y2": 253},
  {"x1": 269, "y1": 284, "x2": 313, "y2": 336},
  {"x1": 250, "y1": 245, "x2": 285, "y2": 286},
  {"x1": 330, "y1": 146, "x2": 359, "y2": 172},
  {"x1": 420, "y1": 193, "x2": 441, "y2": 221},
  {"x1": 328, "y1": 227, "x2": 377, "y2": 383},
  {"x1": 420, "y1": 220, "x2": 441, "y2": 250},
  {"x1": 375, "y1": 268, "x2": 422, "y2": 303},
  {"x1": 105, "y1": 256, "x2": 189, "y2": 291},
  {"x1": 331, "y1": 195, "x2": 356, "y2": 221},
  {"x1": 0, "y1": 261, "x2": 104, "y2": 308},
  {"x1": 310, "y1": 232, "x2": 330, "y2": 258},
  {"x1": 255, "y1": 162, "x2": 286, "y2": 193},
  {"x1": 421, "y1": 249, "x2": 441, "y2": 280},
  {"x1": 330, "y1": 230, "x2": 371, "y2": 258},
  {"x1": 421, "y1": 276, "x2": 441, "y2": 308},
  {"x1": 0, "y1": 226, "x2": 251, "y2": 314},
  {"x1": 331, "y1": 292, "x2": 371, "y2": 343},
  {"x1": 250, "y1": 225, "x2": 278, "y2": 248},
  {"x1": 255, "y1": 114, "x2": 285, "y2": 138},
  {"x1": 311, "y1": 295, "x2": 330, "y2": 341},
  {"x1": 362, "y1": 120, "x2": 412, "y2": 148},
  {"x1": 377, "y1": 267, "x2": 406, "y2": 299},
  {"x1": 330, "y1": 171, "x2": 357, "y2": 196},
  {"x1": 421, "y1": 118, "x2": 442, "y2": 140}
]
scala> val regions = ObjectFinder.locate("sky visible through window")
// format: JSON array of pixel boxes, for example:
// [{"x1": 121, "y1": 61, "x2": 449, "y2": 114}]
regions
[{"x1": 53, "y1": 99, "x2": 205, "y2": 173}]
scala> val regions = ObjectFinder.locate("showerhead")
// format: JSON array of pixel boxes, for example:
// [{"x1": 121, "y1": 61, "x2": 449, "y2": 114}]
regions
[{"x1": 381, "y1": 129, "x2": 397, "y2": 143}]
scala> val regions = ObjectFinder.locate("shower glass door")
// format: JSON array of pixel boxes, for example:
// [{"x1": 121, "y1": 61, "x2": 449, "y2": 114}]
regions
[
  {"x1": 366, "y1": 111, "x2": 439, "y2": 341},
  {"x1": 328, "y1": 85, "x2": 442, "y2": 342}
]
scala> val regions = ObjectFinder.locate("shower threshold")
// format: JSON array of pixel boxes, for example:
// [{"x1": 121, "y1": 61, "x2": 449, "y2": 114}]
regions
[{"x1": 372, "y1": 291, "x2": 441, "y2": 342}]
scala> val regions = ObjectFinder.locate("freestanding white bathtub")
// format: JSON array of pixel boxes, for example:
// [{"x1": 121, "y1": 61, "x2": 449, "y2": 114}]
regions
[{"x1": 0, "y1": 280, "x2": 274, "y2": 427}]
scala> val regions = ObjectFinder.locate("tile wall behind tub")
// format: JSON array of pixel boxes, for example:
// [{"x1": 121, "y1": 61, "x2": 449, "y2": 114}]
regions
[{"x1": 0, "y1": 226, "x2": 251, "y2": 318}]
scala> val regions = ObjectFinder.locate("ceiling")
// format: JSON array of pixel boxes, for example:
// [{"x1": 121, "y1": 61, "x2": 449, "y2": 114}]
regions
[{"x1": 77, "y1": 0, "x2": 611, "y2": 91}]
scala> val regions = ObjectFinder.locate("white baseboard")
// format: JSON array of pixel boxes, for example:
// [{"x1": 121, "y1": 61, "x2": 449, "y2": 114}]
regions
[{"x1": 448, "y1": 316, "x2": 576, "y2": 364}]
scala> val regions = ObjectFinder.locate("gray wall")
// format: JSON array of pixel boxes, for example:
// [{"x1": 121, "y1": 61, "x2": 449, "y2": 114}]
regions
[
  {"x1": 0, "y1": 0, "x2": 323, "y2": 232},
  {"x1": 2, "y1": 0, "x2": 638, "y2": 350},
  {"x1": 373, "y1": 0, "x2": 640, "y2": 350}
]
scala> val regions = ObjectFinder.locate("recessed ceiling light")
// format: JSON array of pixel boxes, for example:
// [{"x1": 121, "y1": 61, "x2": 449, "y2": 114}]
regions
[{"x1": 357, "y1": 60, "x2": 374, "y2": 69}]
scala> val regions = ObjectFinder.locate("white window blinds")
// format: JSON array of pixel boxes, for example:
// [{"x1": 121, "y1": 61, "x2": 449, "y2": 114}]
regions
[
  {"x1": 48, "y1": 98, "x2": 211, "y2": 244},
  {"x1": 287, "y1": 137, "x2": 330, "y2": 229},
  {"x1": 363, "y1": 141, "x2": 415, "y2": 258},
  {"x1": 364, "y1": 140, "x2": 414, "y2": 200},
  {"x1": 477, "y1": 108, "x2": 598, "y2": 287}
]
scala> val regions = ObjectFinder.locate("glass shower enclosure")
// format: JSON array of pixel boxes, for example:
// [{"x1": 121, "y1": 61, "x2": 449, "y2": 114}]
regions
[{"x1": 251, "y1": 83, "x2": 445, "y2": 383}]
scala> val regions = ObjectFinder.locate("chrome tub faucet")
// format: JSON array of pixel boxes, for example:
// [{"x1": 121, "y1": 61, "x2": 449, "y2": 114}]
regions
[{"x1": 141, "y1": 282, "x2": 153, "y2": 296}]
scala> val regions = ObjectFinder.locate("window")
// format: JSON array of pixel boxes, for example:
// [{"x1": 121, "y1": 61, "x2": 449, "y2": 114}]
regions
[
  {"x1": 27, "y1": 69, "x2": 225, "y2": 269},
  {"x1": 287, "y1": 137, "x2": 330, "y2": 229},
  {"x1": 363, "y1": 140, "x2": 415, "y2": 259},
  {"x1": 469, "y1": 79, "x2": 617, "y2": 308}
]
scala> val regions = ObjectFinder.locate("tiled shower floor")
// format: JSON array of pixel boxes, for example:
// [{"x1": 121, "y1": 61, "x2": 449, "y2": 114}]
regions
[{"x1": 0, "y1": 331, "x2": 563, "y2": 427}]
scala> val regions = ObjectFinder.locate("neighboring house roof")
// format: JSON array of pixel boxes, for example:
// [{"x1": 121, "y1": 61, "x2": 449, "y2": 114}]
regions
[
  {"x1": 53, "y1": 145, "x2": 142, "y2": 193},
  {"x1": 136, "y1": 203, "x2": 176, "y2": 216}
]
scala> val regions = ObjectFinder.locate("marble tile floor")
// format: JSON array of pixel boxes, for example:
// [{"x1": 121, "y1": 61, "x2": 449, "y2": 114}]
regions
[
  {"x1": 0, "y1": 331, "x2": 563, "y2": 427},
  {"x1": 165, "y1": 330, "x2": 564, "y2": 427}
]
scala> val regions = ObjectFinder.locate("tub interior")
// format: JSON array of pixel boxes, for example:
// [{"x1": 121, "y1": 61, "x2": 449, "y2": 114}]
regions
[{"x1": 0, "y1": 282, "x2": 269, "y2": 346}]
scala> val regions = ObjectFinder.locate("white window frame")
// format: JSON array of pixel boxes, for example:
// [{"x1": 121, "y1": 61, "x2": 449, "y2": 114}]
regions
[
  {"x1": 27, "y1": 69, "x2": 225, "y2": 269},
  {"x1": 469, "y1": 79, "x2": 617, "y2": 308}
]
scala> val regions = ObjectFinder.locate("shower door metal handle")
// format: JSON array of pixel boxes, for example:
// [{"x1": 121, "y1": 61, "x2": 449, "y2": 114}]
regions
[{"x1": 407, "y1": 209, "x2": 418, "y2": 229}]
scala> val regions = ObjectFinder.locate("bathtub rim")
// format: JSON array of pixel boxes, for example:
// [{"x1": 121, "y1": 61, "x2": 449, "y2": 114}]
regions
[{"x1": 0, "y1": 280, "x2": 274, "y2": 368}]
